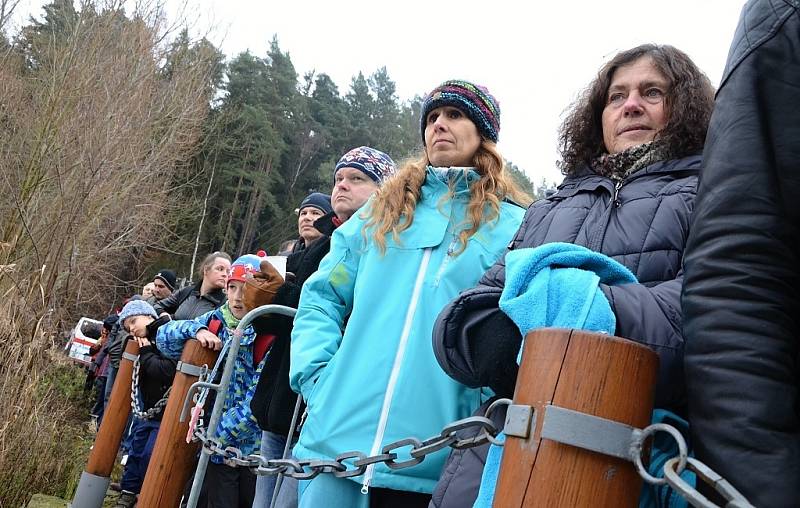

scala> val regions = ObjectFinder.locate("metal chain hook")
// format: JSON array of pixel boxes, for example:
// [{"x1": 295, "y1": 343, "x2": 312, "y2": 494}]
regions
[
  {"x1": 662, "y1": 457, "x2": 755, "y2": 508},
  {"x1": 631, "y1": 422, "x2": 689, "y2": 486}
]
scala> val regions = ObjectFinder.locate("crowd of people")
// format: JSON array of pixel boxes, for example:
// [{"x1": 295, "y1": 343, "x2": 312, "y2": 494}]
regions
[{"x1": 80, "y1": 3, "x2": 800, "y2": 506}]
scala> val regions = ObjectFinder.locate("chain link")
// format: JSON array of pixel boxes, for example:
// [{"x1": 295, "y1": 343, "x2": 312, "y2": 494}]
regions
[
  {"x1": 631, "y1": 422, "x2": 689, "y2": 486},
  {"x1": 130, "y1": 358, "x2": 170, "y2": 420},
  {"x1": 631, "y1": 424, "x2": 754, "y2": 507}
]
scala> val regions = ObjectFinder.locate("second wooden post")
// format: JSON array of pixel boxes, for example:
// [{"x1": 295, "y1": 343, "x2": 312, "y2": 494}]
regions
[{"x1": 137, "y1": 340, "x2": 219, "y2": 508}]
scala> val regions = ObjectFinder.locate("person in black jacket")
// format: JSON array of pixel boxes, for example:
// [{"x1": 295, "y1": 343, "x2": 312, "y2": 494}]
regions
[
  {"x1": 88, "y1": 315, "x2": 117, "y2": 426},
  {"x1": 113, "y1": 300, "x2": 174, "y2": 508},
  {"x1": 154, "y1": 253, "x2": 230, "y2": 320},
  {"x1": 682, "y1": 2, "x2": 800, "y2": 506},
  {"x1": 149, "y1": 269, "x2": 177, "y2": 304},
  {"x1": 428, "y1": 44, "x2": 715, "y2": 507},
  {"x1": 103, "y1": 303, "x2": 132, "y2": 424},
  {"x1": 248, "y1": 148, "x2": 396, "y2": 507}
]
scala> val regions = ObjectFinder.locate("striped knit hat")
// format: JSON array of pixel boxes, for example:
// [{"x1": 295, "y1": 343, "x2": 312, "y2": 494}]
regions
[
  {"x1": 420, "y1": 80, "x2": 501, "y2": 143},
  {"x1": 334, "y1": 146, "x2": 396, "y2": 184}
]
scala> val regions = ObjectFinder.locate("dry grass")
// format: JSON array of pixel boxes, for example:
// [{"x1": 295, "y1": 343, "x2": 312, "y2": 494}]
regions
[
  {"x1": 0, "y1": 1, "x2": 217, "y2": 505},
  {"x1": 0, "y1": 275, "x2": 97, "y2": 505}
]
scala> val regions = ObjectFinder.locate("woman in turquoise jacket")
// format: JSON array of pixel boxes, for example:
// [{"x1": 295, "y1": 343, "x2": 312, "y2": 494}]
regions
[{"x1": 290, "y1": 80, "x2": 531, "y2": 507}]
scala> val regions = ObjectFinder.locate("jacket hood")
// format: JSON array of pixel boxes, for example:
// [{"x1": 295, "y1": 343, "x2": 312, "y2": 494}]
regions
[{"x1": 424, "y1": 166, "x2": 480, "y2": 200}]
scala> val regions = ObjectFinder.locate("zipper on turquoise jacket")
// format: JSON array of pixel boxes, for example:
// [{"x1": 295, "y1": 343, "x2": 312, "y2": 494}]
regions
[{"x1": 362, "y1": 247, "x2": 433, "y2": 493}]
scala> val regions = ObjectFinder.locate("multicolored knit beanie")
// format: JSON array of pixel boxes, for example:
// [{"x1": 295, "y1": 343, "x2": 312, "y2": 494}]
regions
[
  {"x1": 334, "y1": 146, "x2": 396, "y2": 184},
  {"x1": 420, "y1": 80, "x2": 501, "y2": 143},
  {"x1": 229, "y1": 251, "x2": 267, "y2": 284}
]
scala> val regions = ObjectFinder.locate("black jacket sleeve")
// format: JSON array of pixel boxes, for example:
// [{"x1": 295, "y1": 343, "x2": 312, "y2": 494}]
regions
[
  {"x1": 433, "y1": 258, "x2": 523, "y2": 398},
  {"x1": 272, "y1": 281, "x2": 302, "y2": 310},
  {"x1": 107, "y1": 322, "x2": 128, "y2": 367},
  {"x1": 601, "y1": 275, "x2": 685, "y2": 410},
  {"x1": 682, "y1": 3, "x2": 800, "y2": 505},
  {"x1": 153, "y1": 286, "x2": 190, "y2": 316},
  {"x1": 293, "y1": 236, "x2": 332, "y2": 284}
]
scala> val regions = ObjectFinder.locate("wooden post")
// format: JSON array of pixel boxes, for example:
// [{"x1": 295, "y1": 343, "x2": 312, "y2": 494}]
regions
[
  {"x1": 493, "y1": 328, "x2": 658, "y2": 508},
  {"x1": 72, "y1": 339, "x2": 139, "y2": 508},
  {"x1": 138, "y1": 340, "x2": 218, "y2": 508}
]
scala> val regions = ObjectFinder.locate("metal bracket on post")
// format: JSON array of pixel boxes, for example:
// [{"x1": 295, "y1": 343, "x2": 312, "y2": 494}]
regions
[
  {"x1": 71, "y1": 471, "x2": 111, "y2": 508},
  {"x1": 504, "y1": 404, "x2": 535, "y2": 439},
  {"x1": 539, "y1": 405, "x2": 639, "y2": 461},
  {"x1": 122, "y1": 352, "x2": 139, "y2": 362},
  {"x1": 177, "y1": 361, "x2": 207, "y2": 378}
]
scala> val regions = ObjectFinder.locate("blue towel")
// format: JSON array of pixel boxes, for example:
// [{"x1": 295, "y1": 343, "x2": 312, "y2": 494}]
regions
[
  {"x1": 476, "y1": 243, "x2": 637, "y2": 507},
  {"x1": 474, "y1": 432, "x2": 505, "y2": 507},
  {"x1": 499, "y1": 242, "x2": 636, "y2": 341}
]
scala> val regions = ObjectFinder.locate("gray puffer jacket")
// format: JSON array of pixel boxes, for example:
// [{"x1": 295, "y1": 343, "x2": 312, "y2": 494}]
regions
[{"x1": 430, "y1": 155, "x2": 700, "y2": 508}]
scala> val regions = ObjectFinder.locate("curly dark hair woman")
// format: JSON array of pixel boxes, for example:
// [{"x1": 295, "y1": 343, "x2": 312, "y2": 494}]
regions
[
  {"x1": 429, "y1": 43, "x2": 715, "y2": 507},
  {"x1": 558, "y1": 44, "x2": 715, "y2": 175}
]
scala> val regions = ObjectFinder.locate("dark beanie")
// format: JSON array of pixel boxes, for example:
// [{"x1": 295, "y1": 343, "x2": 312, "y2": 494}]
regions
[
  {"x1": 102, "y1": 314, "x2": 119, "y2": 331},
  {"x1": 420, "y1": 80, "x2": 501, "y2": 143},
  {"x1": 154, "y1": 269, "x2": 176, "y2": 291},
  {"x1": 298, "y1": 192, "x2": 333, "y2": 215}
]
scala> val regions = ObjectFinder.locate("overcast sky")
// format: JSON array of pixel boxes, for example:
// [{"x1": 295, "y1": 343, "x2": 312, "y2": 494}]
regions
[{"x1": 15, "y1": 0, "x2": 746, "y2": 185}]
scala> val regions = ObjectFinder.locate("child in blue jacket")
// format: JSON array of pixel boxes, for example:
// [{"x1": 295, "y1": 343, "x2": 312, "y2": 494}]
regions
[{"x1": 157, "y1": 253, "x2": 274, "y2": 508}]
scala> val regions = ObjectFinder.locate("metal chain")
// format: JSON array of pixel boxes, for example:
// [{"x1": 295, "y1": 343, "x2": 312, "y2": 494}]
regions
[
  {"x1": 130, "y1": 358, "x2": 171, "y2": 420},
  {"x1": 190, "y1": 396, "x2": 754, "y2": 508},
  {"x1": 185, "y1": 338, "x2": 233, "y2": 438},
  {"x1": 190, "y1": 398, "x2": 510, "y2": 474}
]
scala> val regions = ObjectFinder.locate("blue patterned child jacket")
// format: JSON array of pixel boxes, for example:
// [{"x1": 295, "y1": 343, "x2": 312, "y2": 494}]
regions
[{"x1": 156, "y1": 305, "x2": 264, "y2": 463}]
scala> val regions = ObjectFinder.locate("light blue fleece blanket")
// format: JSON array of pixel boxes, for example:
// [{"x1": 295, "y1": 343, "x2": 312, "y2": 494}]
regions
[
  {"x1": 499, "y1": 242, "x2": 636, "y2": 339},
  {"x1": 475, "y1": 242, "x2": 636, "y2": 507}
]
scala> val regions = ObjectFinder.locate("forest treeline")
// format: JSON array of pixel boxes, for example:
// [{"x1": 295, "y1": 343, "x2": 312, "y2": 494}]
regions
[
  {"x1": 181, "y1": 36, "x2": 549, "y2": 274},
  {"x1": 3, "y1": 0, "x2": 551, "y2": 309}
]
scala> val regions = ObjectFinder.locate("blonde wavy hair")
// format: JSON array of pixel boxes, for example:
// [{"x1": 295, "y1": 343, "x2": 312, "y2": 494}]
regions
[{"x1": 363, "y1": 140, "x2": 531, "y2": 255}]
